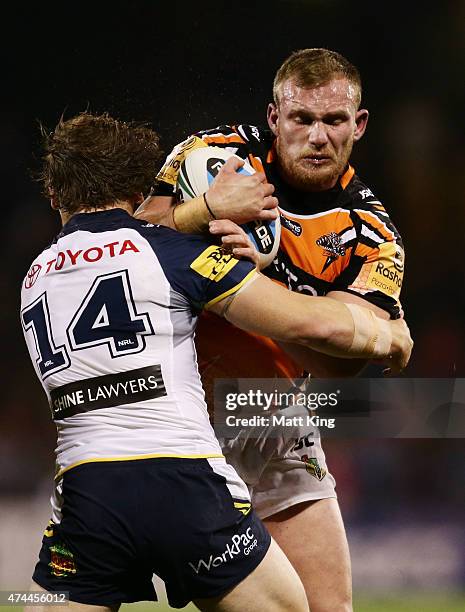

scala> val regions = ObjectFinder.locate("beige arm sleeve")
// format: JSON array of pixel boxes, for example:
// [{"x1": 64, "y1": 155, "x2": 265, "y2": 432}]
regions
[
  {"x1": 135, "y1": 194, "x2": 213, "y2": 233},
  {"x1": 344, "y1": 302, "x2": 392, "y2": 357},
  {"x1": 173, "y1": 195, "x2": 213, "y2": 233}
]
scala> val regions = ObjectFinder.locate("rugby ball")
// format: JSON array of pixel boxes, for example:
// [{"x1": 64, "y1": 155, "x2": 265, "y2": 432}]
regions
[{"x1": 177, "y1": 146, "x2": 280, "y2": 269}]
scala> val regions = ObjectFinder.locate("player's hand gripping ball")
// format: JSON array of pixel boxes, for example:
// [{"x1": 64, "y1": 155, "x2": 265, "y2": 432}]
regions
[{"x1": 176, "y1": 146, "x2": 281, "y2": 268}]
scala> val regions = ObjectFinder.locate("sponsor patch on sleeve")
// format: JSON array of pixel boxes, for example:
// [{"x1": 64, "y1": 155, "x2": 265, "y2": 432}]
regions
[
  {"x1": 157, "y1": 136, "x2": 208, "y2": 185},
  {"x1": 190, "y1": 246, "x2": 240, "y2": 282},
  {"x1": 364, "y1": 242, "x2": 404, "y2": 298}
]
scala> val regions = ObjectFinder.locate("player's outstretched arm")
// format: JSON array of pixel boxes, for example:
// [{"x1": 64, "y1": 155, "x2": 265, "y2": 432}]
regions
[
  {"x1": 209, "y1": 274, "x2": 413, "y2": 374},
  {"x1": 135, "y1": 156, "x2": 278, "y2": 232},
  {"x1": 277, "y1": 291, "x2": 394, "y2": 378}
]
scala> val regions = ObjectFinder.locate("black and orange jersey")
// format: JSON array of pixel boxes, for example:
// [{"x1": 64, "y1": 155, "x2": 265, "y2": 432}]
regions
[{"x1": 155, "y1": 124, "x2": 405, "y2": 384}]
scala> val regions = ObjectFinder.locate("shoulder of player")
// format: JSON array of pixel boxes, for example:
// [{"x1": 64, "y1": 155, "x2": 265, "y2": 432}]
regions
[
  {"x1": 133, "y1": 217, "x2": 219, "y2": 258},
  {"x1": 343, "y1": 173, "x2": 387, "y2": 214},
  {"x1": 193, "y1": 124, "x2": 272, "y2": 160},
  {"x1": 195, "y1": 123, "x2": 269, "y2": 143},
  {"x1": 342, "y1": 173, "x2": 403, "y2": 245}
]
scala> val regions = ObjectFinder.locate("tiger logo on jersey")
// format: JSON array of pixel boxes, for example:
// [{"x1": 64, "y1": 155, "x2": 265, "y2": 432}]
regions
[{"x1": 316, "y1": 232, "x2": 347, "y2": 272}]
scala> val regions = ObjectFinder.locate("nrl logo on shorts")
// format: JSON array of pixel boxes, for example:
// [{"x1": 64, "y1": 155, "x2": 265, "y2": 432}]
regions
[
  {"x1": 301, "y1": 455, "x2": 327, "y2": 481},
  {"x1": 49, "y1": 543, "x2": 77, "y2": 578},
  {"x1": 316, "y1": 232, "x2": 345, "y2": 272}
]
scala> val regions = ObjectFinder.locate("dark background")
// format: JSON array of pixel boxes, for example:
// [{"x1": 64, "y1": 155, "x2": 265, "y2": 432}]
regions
[{"x1": 1, "y1": 0, "x2": 464, "y2": 596}]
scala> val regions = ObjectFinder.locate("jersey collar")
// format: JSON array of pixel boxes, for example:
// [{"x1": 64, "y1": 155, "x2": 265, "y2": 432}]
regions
[{"x1": 57, "y1": 208, "x2": 133, "y2": 238}]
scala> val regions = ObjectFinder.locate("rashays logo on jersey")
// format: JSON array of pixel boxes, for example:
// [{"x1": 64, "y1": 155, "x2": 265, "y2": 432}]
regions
[
  {"x1": 366, "y1": 242, "x2": 404, "y2": 299},
  {"x1": 189, "y1": 527, "x2": 257, "y2": 574},
  {"x1": 316, "y1": 232, "x2": 346, "y2": 272},
  {"x1": 280, "y1": 215, "x2": 302, "y2": 237}
]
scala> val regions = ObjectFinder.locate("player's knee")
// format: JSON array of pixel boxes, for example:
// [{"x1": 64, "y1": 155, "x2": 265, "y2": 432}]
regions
[
  {"x1": 285, "y1": 585, "x2": 309, "y2": 612},
  {"x1": 312, "y1": 604, "x2": 352, "y2": 612},
  {"x1": 309, "y1": 593, "x2": 352, "y2": 612},
  {"x1": 260, "y1": 539, "x2": 309, "y2": 612},
  {"x1": 257, "y1": 583, "x2": 308, "y2": 612}
]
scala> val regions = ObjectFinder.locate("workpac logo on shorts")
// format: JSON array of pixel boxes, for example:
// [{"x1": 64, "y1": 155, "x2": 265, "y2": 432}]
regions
[{"x1": 188, "y1": 527, "x2": 257, "y2": 574}]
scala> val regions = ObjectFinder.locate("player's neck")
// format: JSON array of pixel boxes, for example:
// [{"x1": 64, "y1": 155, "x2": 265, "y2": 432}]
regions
[{"x1": 59, "y1": 200, "x2": 135, "y2": 226}]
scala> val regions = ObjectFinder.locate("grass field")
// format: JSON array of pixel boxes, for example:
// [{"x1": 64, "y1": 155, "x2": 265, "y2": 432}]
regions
[
  {"x1": 118, "y1": 593, "x2": 465, "y2": 611},
  {"x1": 2, "y1": 593, "x2": 464, "y2": 611}
]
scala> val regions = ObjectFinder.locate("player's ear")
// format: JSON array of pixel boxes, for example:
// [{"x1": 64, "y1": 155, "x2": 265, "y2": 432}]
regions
[
  {"x1": 267, "y1": 102, "x2": 279, "y2": 135},
  {"x1": 50, "y1": 194, "x2": 60, "y2": 210},
  {"x1": 128, "y1": 192, "x2": 146, "y2": 212},
  {"x1": 354, "y1": 109, "x2": 369, "y2": 141}
]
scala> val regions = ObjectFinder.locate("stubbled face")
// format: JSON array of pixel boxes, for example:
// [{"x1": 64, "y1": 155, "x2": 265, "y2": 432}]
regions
[{"x1": 267, "y1": 78, "x2": 368, "y2": 192}]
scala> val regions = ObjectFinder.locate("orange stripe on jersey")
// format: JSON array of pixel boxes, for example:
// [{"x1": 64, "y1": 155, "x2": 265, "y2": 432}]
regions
[
  {"x1": 248, "y1": 155, "x2": 265, "y2": 173},
  {"x1": 354, "y1": 242, "x2": 374, "y2": 259},
  {"x1": 355, "y1": 209, "x2": 395, "y2": 241},
  {"x1": 279, "y1": 209, "x2": 353, "y2": 281},
  {"x1": 266, "y1": 144, "x2": 276, "y2": 163},
  {"x1": 340, "y1": 165, "x2": 355, "y2": 189},
  {"x1": 202, "y1": 135, "x2": 245, "y2": 145}
]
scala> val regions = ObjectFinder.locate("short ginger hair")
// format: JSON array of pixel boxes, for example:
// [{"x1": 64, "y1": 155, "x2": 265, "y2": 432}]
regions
[{"x1": 273, "y1": 48, "x2": 362, "y2": 108}]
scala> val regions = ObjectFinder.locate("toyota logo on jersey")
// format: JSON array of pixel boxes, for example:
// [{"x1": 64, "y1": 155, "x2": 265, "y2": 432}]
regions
[{"x1": 25, "y1": 264, "x2": 42, "y2": 288}]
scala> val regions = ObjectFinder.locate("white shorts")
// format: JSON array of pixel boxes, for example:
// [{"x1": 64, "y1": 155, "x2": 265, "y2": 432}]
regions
[{"x1": 221, "y1": 406, "x2": 337, "y2": 519}]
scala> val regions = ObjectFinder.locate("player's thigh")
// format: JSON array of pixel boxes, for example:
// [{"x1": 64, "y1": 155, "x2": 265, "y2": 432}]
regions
[
  {"x1": 264, "y1": 498, "x2": 352, "y2": 611},
  {"x1": 24, "y1": 582, "x2": 119, "y2": 612},
  {"x1": 194, "y1": 537, "x2": 308, "y2": 612}
]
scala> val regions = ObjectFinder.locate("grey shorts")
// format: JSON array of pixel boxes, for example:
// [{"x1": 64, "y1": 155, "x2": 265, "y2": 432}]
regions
[{"x1": 221, "y1": 407, "x2": 337, "y2": 519}]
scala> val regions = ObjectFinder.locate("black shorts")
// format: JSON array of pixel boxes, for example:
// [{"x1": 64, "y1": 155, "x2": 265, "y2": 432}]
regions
[{"x1": 33, "y1": 457, "x2": 270, "y2": 608}]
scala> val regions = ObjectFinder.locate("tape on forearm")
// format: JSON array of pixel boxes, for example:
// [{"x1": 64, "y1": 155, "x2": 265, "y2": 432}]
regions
[
  {"x1": 173, "y1": 195, "x2": 213, "y2": 234},
  {"x1": 344, "y1": 303, "x2": 392, "y2": 357}
]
